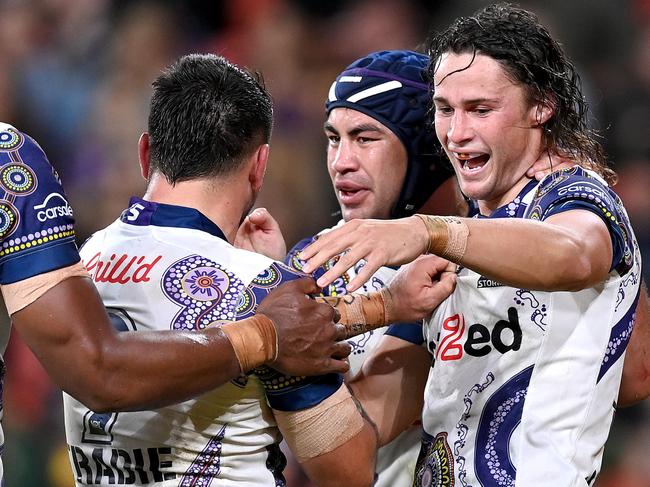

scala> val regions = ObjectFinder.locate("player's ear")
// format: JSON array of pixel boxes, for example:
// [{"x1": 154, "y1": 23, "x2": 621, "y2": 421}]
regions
[
  {"x1": 249, "y1": 143, "x2": 269, "y2": 192},
  {"x1": 138, "y1": 133, "x2": 151, "y2": 180},
  {"x1": 531, "y1": 95, "x2": 555, "y2": 127}
]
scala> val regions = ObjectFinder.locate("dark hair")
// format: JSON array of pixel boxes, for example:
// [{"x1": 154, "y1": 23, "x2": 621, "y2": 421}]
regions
[
  {"x1": 426, "y1": 3, "x2": 616, "y2": 185},
  {"x1": 148, "y1": 54, "x2": 273, "y2": 184}
]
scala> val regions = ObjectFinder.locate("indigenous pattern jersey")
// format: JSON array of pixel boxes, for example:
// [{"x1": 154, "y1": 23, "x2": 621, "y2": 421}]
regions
[
  {"x1": 64, "y1": 198, "x2": 309, "y2": 486},
  {"x1": 0, "y1": 123, "x2": 80, "y2": 481},
  {"x1": 417, "y1": 168, "x2": 642, "y2": 487},
  {"x1": 287, "y1": 221, "x2": 424, "y2": 487}
]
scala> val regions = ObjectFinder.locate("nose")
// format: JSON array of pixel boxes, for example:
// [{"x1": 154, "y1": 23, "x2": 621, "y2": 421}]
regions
[
  {"x1": 447, "y1": 111, "x2": 473, "y2": 145},
  {"x1": 330, "y1": 140, "x2": 359, "y2": 174}
]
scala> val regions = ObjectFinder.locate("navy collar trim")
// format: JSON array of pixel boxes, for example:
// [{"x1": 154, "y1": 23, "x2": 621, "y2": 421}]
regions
[
  {"x1": 120, "y1": 197, "x2": 229, "y2": 242},
  {"x1": 477, "y1": 179, "x2": 539, "y2": 219}
]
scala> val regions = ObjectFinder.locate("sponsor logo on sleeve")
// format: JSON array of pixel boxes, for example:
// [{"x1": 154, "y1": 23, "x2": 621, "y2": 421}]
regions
[
  {"x1": 557, "y1": 182, "x2": 606, "y2": 199},
  {"x1": 33, "y1": 192, "x2": 73, "y2": 222}
]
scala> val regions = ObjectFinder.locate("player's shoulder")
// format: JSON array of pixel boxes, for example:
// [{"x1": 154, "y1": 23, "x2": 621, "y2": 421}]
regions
[
  {"x1": 0, "y1": 122, "x2": 66, "y2": 201},
  {"x1": 525, "y1": 165, "x2": 623, "y2": 219},
  {"x1": 0, "y1": 123, "x2": 50, "y2": 165},
  {"x1": 534, "y1": 166, "x2": 614, "y2": 201},
  {"x1": 165, "y1": 228, "x2": 282, "y2": 285},
  {"x1": 190, "y1": 234, "x2": 307, "y2": 288},
  {"x1": 236, "y1": 259, "x2": 309, "y2": 320}
]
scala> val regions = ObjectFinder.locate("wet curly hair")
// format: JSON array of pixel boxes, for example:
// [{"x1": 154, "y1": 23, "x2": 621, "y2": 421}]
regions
[{"x1": 426, "y1": 3, "x2": 616, "y2": 185}]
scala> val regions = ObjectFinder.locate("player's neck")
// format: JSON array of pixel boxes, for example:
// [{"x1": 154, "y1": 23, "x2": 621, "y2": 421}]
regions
[
  {"x1": 418, "y1": 176, "x2": 467, "y2": 217},
  {"x1": 142, "y1": 172, "x2": 249, "y2": 243}
]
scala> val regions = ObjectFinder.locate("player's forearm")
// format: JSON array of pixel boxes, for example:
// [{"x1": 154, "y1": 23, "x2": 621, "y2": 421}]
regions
[
  {"x1": 348, "y1": 336, "x2": 428, "y2": 446},
  {"x1": 273, "y1": 384, "x2": 378, "y2": 487},
  {"x1": 418, "y1": 212, "x2": 611, "y2": 291},
  {"x1": 618, "y1": 283, "x2": 650, "y2": 407},
  {"x1": 300, "y1": 421, "x2": 377, "y2": 487},
  {"x1": 25, "y1": 324, "x2": 242, "y2": 413},
  {"x1": 13, "y1": 277, "x2": 245, "y2": 412},
  {"x1": 92, "y1": 327, "x2": 242, "y2": 412}
]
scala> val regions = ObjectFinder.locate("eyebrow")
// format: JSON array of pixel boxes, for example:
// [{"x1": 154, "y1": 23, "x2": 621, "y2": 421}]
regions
[
  {"x1": 323, "y1": 122, "x2": 385, "y2": 137},
  {"x1": 433, "y1": 95, "x2": 499, "y2": 105}
]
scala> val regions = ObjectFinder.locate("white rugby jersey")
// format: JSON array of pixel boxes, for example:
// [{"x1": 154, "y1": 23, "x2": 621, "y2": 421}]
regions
[
  {"x1": 64, "y1": 197, "x2": 309, "y2": 486},
  {"x1": 287, "y1": 221, "x2": 425, "y2": 487},
  {"x1": 416, "y1": 168, "x2": 642, "y2": 487}
]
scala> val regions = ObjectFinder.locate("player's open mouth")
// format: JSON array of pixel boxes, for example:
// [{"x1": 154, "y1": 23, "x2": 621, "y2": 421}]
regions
[
  {"x1": 338, "y1": 188, "x2": 368, "y2": 205},
  {"x1": 457, "y1": 152, "x2": 490, "y2": 172},
  {"x1": 336, "y1": 181, "x2": 369, "y2": 205}
]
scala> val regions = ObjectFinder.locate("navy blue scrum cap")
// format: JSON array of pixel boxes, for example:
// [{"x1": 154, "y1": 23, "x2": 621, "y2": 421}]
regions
[{"x1": 325, "y1": 50, "x2": 453, "y2": 217}]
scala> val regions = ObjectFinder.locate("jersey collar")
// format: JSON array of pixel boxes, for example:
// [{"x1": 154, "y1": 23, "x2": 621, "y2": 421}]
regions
[
  {"x1": 120, "y1": 197, "x2": 229, "y2": 242},
  {"x1": 477, "y1": 179, "x2": 540, "y2": 219}
]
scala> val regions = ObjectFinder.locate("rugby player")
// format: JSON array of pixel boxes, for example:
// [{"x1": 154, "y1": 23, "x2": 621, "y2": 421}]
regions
[
  {"x1": 284, "y1": 50, "x2": 453, "y2": 487},
  {"x1": 238, "y1": 49, "x2": 582, "y2": 486},
  {"x1": 299, "y1": 4, "x2": 643, "y2": 484},
  {"x1": 0, "y1": 118, "x2": 350, "y2": 483}
]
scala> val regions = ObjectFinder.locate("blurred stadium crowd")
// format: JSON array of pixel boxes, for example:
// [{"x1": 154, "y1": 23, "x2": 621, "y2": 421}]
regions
[{"x1": 0, "y1": 0, "x2": 647, "y2": 485}]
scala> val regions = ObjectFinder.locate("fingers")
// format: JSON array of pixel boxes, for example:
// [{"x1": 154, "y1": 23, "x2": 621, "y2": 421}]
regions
[
  {"x1": 444, "y1": 261, "x2": 459, "y2": 273},
  {"x1": 300, "y1": 230, "x2": 352, "y2": 273},
  {"x1": 299, "y1": 238, "x2": 329, "y2": 272},
  {"x1": 334, "y1": 323, "x2": 347, "y2": 341},
  {"x1": 411, "y1": 254, "x2": 449, "y2": 276},
  {"x1": 322, "y1": 357, "x2": 350, "y2": 375},
  {"x1": 248, "y1": 207, "x2": 278, "y2": 230},
  {"x1": 315, "y1": 253, "x2": 359, "y2": 288},
  {"x1": 332, "y1": 308, "x2": 341, "y2": 323},
  {"x1": 285, "y1": 277, "x2": 320, "y2": 295},
  {"x1": 346, "y1": 263, "x2": 378, "y2": 293},
  {"x1": 435, "y1": 271, "x2": 457, "y2": 296},
  {"x1": 331, "y1": 340, "x2": 352, "y2": 360}
]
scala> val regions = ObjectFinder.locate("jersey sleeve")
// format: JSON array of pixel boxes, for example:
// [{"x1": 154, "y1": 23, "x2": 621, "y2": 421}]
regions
[
  {"x1": 0, "y1": 124, "x2": 80, "y2": 284},
  {"x1": 237, "y1": 261, "x2": 342, "y2": 412},
  {"x1": 525, "y1": 167, "x2": 635, "y2": 275},
  {"x1": 385, "y1": 321, "x2": 425, "y2": 345}
]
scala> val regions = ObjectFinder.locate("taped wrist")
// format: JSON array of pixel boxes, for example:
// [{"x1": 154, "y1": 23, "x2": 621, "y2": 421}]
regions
[
  {"x1": 273, "y1": 384, "x2": 364, "y2": 462},
  {"x1": 414, "y1": 214, "x2": 469, "y2": 263},
  {"x1": 315, "y1": 288, "x2": 395, "y2": 338},
  {"x1": 219, "y1": 314, "x2": 278, "y2": 373}
]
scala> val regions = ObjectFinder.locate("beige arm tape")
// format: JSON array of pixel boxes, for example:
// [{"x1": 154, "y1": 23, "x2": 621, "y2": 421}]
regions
[
  {"x1": 414, "y1": 214, "x2": 470, "y2": 263},
  {"x1": 2, "y1": 261, "x2": 89, "y2": 315},
  {"x1": 274, "y1": 383, "x2": 365, "y2": 462},
  {"x1": 219, "y1": 314, "x2": 278, "y2": 373},
  {"x1": 315, "y1": 287, "x2": 395, "y2": 338}
]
